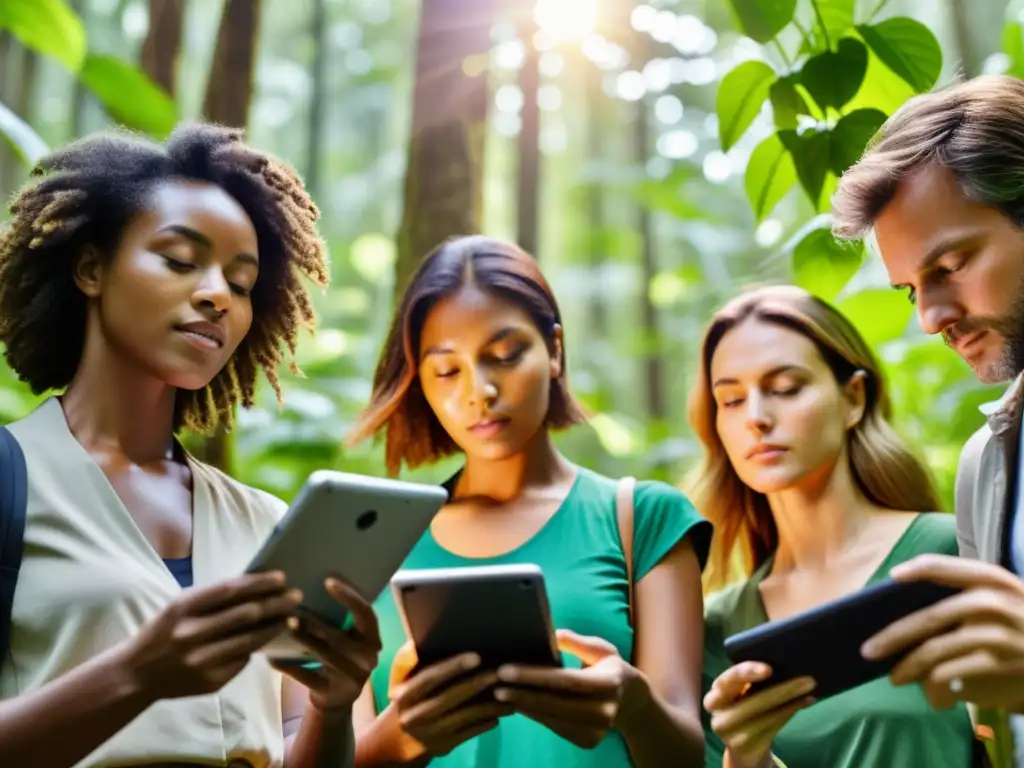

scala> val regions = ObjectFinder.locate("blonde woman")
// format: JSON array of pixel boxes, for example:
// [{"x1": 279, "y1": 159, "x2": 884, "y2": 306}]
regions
[{"x1": 689, "y1": 286, "x2": 978, "y2": 768}]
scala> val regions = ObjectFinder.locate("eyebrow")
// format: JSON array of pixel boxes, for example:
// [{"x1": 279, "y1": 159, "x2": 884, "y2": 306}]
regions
[
  {"x1": 712, "y1": 364, "x2": 803, "y2": 389},
  {"x1": 156, "y1": 224, "x2": 259, "y2": 268},
  {"x1": 890, "y1": 230, "x2": 985, "y2": 289},
  {"x1": 422, "y1": 326, "x2": 520, "y2": 359}
]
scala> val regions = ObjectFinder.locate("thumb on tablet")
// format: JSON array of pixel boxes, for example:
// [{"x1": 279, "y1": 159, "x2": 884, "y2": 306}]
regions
[
  {"x1": 389, "y1": 640, "x2": 419, "y2": 694},
  {"x1": 556, "y1": 629, "x2": 618, "y2": 666}
]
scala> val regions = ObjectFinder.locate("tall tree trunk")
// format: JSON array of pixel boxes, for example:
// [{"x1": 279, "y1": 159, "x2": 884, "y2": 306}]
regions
[
  {"x1": 0, "y1": 40, "x2": 37, "y2": 195},
  {"x1": 394, "y1": 0, "x2": 496, "y2": 293},
  {"x1": 141, "y1": 0, "x2": 186, "y2": 96},
  {"x1": 0, "y1": 32, "x2": 15, "y2": 195},
  {"x1": 195, "y1": 0, "x2": 263, "y2": 473},
  {"x1": 516, "y1": 13, "x2": 540, "y2": 258},
  {"x1": 584, "y1": 62, "x2": 607, "y2": 343},
  {"x1": 305, "y1": 0, "x2": 328, "y2": 198}
]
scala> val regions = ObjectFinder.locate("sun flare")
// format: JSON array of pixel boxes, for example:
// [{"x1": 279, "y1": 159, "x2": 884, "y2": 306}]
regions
[{"x1": 534, "y1": 0, "x2": 598, "y2": 42}]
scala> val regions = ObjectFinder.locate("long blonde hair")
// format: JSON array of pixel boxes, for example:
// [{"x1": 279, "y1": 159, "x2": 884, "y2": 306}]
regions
[{"x1": 685, "y1": 285, "x2": 942, "y2": 591}]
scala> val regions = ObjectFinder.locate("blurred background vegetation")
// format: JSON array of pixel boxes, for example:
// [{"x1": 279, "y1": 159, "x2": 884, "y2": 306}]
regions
[{"x1": 1, "y1": 0, "x2": 1021, "y2": 509}]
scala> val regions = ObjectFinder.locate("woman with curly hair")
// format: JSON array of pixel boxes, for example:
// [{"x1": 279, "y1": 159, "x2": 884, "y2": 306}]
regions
[{"x1": 0, "y1": 124, "x2": 380, "y2": 768}]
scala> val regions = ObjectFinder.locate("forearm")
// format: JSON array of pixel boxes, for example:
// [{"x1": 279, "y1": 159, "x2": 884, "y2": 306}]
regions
[
  {"x1": 0, "y1": 643, "x2": 156, "y2": 767},
  {"x1": 723, "y1": 748, "x2": 785, "y2": 768},
  {"x1": 616, "y1": 678, "x2": 704, "y2": 767},
  {"x1": 354, "y1": 702, "x2": 430, "y2": 768},
  {"x1": 285, "y1": 705, "x2": 356, "y2": 768}
]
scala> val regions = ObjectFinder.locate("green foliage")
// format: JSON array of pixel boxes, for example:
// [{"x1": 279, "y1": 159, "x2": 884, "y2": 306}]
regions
[
  {"x1": 726, "y1": 0, "x2": 798, "y2": 44},
  {"x1": 0, "y1": 0, "x2": 177, "y2": 151},
  {"x1": 718, "y1": 61, "x2": 775, "y2": 151},
  {"x1": 78, "y1": 54, "x2": 177, "y2": 138},
  {"x1": 716, "y1": 0, "x2": 943, "y2": 217},
  {"x1": 0, "y1": 0, "x2": 86, "y2": 71},
  {"x1": 1004, "y1": 20, "x2": 1024, "y2": 78},
  {"x1": 0, "y1": 99, "x2": 49, "y2": 164}
]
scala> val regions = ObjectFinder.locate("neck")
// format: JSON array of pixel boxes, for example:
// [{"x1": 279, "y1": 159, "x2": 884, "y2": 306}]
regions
[
  {"x1": 767, "y1": 455, "x2": 875, "y2": 572},
  {"x1": 457, "y1": 430, "x2": 573, "y2": 503},
  {"x1": 60, "y1": 321, "x2": 178, "y2": 464}
]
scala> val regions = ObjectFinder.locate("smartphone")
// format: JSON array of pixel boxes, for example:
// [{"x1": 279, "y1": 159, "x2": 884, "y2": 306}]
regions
[
  {"x1": 246, "y1": 470, "x2": 447, "y2": 663},
  {"x1": 723, "y1": 577, "x2": 959, "y2": 700},
  {"x1": 391, "y1": 563, "x2": 562, "y2": 673}
]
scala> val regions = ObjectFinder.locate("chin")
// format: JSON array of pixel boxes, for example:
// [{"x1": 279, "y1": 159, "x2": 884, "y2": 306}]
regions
[{"x1": 739, "y1": 468, "x2": 803, "y2": 495}]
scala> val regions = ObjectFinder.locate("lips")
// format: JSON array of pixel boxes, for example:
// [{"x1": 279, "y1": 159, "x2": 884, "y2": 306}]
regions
[
  {"x1": 175, "y1": 321, "x2": 226, "y2": 348},
  {"x1": 469, "y1": 417, "x2": 510, "y2": 435},
  {"x1": 746, "y1": 443, "x2": 787, "y2": 460}
]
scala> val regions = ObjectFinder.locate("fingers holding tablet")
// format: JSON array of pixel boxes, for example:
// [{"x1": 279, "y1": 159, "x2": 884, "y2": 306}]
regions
[
  {"x1": 704, "y1": 662, "x2": 816, "y2": 768},
  {"x1": 391, "y1": 651, "x2": 513, "y2": 757}
]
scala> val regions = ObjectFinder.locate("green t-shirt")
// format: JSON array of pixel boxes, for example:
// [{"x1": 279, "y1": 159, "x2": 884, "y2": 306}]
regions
[
  {"x1": 702, "y1": 513, "x2": 976, "y2": 768},
  {"x1": 369, "y1": 466, "x2": 712, "y2": 768}
]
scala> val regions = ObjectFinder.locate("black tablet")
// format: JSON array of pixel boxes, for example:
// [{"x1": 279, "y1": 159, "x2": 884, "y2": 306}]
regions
[
  {"x1": 723, "y1": 577, "x2": 959, "y2": 700},
  {"x1": 391, "y1": 563, "x2": 562, "y2": 673}
]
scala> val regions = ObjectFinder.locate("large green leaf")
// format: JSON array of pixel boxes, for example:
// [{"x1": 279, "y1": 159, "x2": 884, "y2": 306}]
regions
[
  {"x1": 830, "y1": 108, "x2": 887, "y2": 175},
  {"x1": 792, "y1": 227, "x2": 863, "y2": 301},
  {"x1": 1004, "y1": 21, "x2": 1024, "y2": 79},
  {"x1": 717, "y1": 60, "x2": 775, "y2": 151},
  {"x1": 78, "y1": 54, "x2": 178, "y2": 138},
  {"x1": 745, "y1": 132, "x2": 797, "y2": 221},
  {"x1": 837, "y1": 288, "x2": 914, "y2": 346},
  {"x1": 779, "y1": 128, "x2": 831, "y2": 208},
  {"x1": 800, "y1": 37, "x2": 868, "y2": 112},
  {"x1": 841, "y1": 40, "x2": 915, "y2": 116},
  {"x1": 0, "y1": 99, "x2": 49, "y2": 166},
  {"x1": 857, "y1": 18, "x2": 942, "y2": 94},
  {"x1": 727, "y1": 0, "x2": 798, "y2": 44},
  {"x1": 0, "y1": 0, "x2": 86, "y2": 71},
  {"x1": 809, "y1": 0, "x2": 856, "y2": 52},
  {"x1": 769, "y1": 75, "x2": 809, "y2": 130}
]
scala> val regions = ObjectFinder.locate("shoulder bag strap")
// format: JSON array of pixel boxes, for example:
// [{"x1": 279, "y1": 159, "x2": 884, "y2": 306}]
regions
[{"x1": 615, "y1": 476, "x2": 637, "y2": 626}]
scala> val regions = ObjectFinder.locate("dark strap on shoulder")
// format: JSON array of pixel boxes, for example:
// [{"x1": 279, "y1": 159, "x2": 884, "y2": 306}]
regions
[{"x1": 0, "y1": 426, "x2": 28, "y2": 673}]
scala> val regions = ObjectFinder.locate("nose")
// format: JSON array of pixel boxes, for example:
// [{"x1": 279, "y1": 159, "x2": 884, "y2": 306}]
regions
[
  {"x1": 915, "y1": 287, "x2": 963, "y2": 336},
  {"x1": 744, "y1": 391, "x2": 772, "y2": 436},
  {"x1": 468, "y1": 366, "x2": 498, "y2": 406},
  {"x1": 192, "y1": 267, "x2": 231, "y2": 316}
]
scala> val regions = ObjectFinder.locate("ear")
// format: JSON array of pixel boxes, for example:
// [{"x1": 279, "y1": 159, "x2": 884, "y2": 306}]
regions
[
  {"x1": 72, "y1": 245, "x2": 105, "y2": 298},
  {"x1": 549, "y1": 324, "x2": 564, "y2": 379},
  {"x1": 843, "y1": 369, "x2": 868, "y2": 430}
]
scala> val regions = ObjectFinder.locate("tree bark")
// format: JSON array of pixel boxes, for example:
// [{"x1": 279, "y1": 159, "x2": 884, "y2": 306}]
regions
[
  {"x1": 516, "y1": 12, "x2": 540, "y2": 258},
  {"x1": 394, "y1": 0, "x2": 496, "y2": 294},
  {"x1": 141, "y1": 0, "x2": 186, "y2": 96},
  {"x1": 304, "y1": 0, "x2": 328, "y2": 198},
  {"x1": 196, "y1": 0, "x2": 263, "y2": 472}
]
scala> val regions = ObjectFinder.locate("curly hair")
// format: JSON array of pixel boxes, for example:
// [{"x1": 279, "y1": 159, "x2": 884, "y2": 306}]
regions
[{"x1": 0, "y1": 122, "x2": 329, "y2": 433}]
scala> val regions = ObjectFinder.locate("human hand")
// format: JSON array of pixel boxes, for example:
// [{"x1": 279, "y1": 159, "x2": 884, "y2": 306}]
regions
[
  {"x1": 271, "y1": 576, "x2": 382, "y2": 712},
  {"x1": 389, "y1": 644, "x2": 513, "y2": 758},
  {"x1": 703, "y1": 662, "x2": 815, "y2": 768},
  {"x1": 490, "y1": 629, "x2": 640, "y2": 750},
  {"x1": 125, "y1": 570, "x2": 300, "y2": 699},
  {"x1": 862, "y1": 554, "x2": 1024, "y2": 711}
]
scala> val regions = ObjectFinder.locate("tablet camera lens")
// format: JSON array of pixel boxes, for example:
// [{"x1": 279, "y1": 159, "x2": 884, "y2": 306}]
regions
[
  {"x1": 356, "y1": 510, "x2": 378, "y2": 530},
  {"x1": 519, "y1": 579, "x2": 532, "y2": 589}
]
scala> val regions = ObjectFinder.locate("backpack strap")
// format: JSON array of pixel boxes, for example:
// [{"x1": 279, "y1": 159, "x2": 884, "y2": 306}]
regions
[
  {"x1": 0, "y1": 426, "x2": 28, "y2": 675},
  {"x1": 615, "y1": 476, "x2": 637, "y2": 626}
]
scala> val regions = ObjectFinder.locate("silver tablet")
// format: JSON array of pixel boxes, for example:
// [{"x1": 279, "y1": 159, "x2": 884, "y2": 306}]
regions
[{"x1": 247, "y1": 469, "x2": 447, "y2": 661}]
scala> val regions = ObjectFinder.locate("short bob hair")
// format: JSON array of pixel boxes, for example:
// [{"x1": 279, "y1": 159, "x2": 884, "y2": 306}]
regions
[{"x1": 350, "y1": 235, "x2": 586, "y2": 475}]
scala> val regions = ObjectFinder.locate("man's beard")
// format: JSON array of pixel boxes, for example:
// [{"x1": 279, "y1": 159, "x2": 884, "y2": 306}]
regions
[{"x1": 944, "y1": 287, "x2": 1024, "y2": 384}]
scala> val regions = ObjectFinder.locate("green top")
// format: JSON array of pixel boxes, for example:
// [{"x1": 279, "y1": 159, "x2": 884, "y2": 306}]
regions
[
  {"x1": 370, "y1": 466, "x2": 712, "y2": 768},
  {"x1": 702, "y1": 513, "x2": 976, "y2": 768}
]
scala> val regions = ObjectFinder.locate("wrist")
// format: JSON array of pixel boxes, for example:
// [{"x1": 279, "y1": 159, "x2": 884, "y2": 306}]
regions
[
  {"x1": 613, "y1": 665, "x2": 653, "y2": 735},
  {"x1": 357, "y1": 702, "x2": 429, "y2": 766},
  {"x1": 725, "y1": 746, "x2": 776, "y2": 768},
  {"x1": 105, "y1": 641, "x2": 160, "y2": 710}
]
